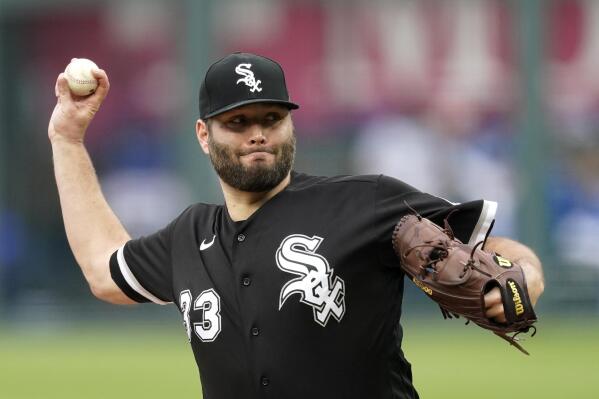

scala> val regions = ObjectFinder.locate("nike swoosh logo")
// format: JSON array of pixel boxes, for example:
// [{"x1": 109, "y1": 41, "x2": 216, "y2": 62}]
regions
[{"x1": 200, "y1": 235, "x2": 216, "y2": 251}]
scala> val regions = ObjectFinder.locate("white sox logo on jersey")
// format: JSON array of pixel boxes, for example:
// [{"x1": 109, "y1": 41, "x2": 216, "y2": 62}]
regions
[
  {"x1": 235, "y1": 63, "x2": 262, "y2": 92},
  {"x1": 276, "y1": 234, "x2": 346, "y2": 327}
]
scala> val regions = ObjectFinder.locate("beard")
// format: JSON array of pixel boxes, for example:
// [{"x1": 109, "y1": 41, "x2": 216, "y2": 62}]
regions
[{"x1": 208, "y1": 132, "x2": 296, "y2": 192}]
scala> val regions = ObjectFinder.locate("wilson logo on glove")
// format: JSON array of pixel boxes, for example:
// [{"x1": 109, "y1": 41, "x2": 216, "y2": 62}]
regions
[
  {"x1": 412, "y1": 276, "x2": 433, "y2": 295},
  {"x1": 508, "y1": 280, "x2": 525, "y2": 316},
  {"x1": 493, "y1": 255, "x2": 513, "y2": 268}
]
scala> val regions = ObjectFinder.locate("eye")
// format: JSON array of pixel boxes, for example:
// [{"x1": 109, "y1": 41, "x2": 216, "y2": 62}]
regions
[
  {"x1": 226, "y1": 115, "x2": 247, "y2": 129},
  {"x1": 264, "y1": 112, "x2": 283, "y2": 125}
]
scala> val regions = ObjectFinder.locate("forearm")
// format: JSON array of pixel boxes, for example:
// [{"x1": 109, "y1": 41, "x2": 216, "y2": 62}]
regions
[
  {"x1": 52, "y1": 137, "x2": 130, "y2": 288},
  {"x1": 484, "y1": 236, "x2": 545, "y2": 304}
]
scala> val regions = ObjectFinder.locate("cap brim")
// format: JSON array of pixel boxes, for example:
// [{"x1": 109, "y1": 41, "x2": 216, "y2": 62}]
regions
[{"x1": 202, "y1": 99, "x2": 299, "y2": 119}]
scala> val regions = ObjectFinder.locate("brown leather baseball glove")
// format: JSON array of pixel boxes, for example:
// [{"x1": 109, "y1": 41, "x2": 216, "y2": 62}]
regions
[{"x1": 392, "y1": 213, "x2": 538, "y2": 354}]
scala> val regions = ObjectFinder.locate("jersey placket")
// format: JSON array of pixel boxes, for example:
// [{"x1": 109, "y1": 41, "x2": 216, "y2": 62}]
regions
[{"x1": 230, "y1": 222, "x2": 272, "y2": 395}]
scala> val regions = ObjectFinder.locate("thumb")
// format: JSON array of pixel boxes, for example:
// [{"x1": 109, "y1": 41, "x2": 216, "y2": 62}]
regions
[{"x1": 55, "y1": 73, "x2": 71, "y2": 99}]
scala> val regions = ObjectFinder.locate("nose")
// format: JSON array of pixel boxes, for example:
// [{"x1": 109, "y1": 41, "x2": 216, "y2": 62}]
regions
[{"x1": 249, "y1": 125, "x2": 266, "y2": 145}]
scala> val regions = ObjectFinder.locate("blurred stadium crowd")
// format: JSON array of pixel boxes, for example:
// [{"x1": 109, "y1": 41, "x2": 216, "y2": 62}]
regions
[{"x1": 1, "y1": 0, "x2": 598, "y2": 318}]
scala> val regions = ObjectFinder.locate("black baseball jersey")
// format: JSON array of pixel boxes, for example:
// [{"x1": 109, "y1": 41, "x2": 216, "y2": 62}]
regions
[{"x1": 110, "y1": 172, "x2": 496, "y2": 399}]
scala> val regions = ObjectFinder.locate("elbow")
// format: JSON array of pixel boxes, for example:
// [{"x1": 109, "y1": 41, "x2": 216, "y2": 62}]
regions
[
  {"x1": 84, "y1": 258, "x2": 132, "y2": 305},
  {"x1": 86, "y1": 275, "x2": 111, "y2": 302},
  {"x1": 88, "y1": 278, "x2": 133, "y2": 305},
  {"x1": 88, "y1": 279, "x2": 113, "y2": 303},
  {"x1": 82, "y1": 257, "x2": 109, "y2": 300}
]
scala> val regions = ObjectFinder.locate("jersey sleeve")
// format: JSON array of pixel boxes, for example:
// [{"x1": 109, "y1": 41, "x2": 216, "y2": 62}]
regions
[
  {"x1": 374, "y1": 175, "x2": 497, "y2": 267},
  {"x1": 109, "y1": 221, "x2": 176, "y2": 305}
]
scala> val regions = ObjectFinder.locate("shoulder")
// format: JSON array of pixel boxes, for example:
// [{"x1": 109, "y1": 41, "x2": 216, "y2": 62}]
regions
[
  {"x1": 289, "y1": 171, "x2": 383, "y2": 191},
  {"x1": 169, "y1": 203, "x2": 223, "y2": 229},
  {"x1": 288, "y1": 172, "x2": 420, "y2": 198},
  {"x1": 375, "y1": 174, "x2": 420, "y2": 196}
]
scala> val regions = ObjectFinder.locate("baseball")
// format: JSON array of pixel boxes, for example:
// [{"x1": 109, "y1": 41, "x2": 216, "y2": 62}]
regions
[{"x1": 64, "y1": 58, "x2": 99, "y2": 96}]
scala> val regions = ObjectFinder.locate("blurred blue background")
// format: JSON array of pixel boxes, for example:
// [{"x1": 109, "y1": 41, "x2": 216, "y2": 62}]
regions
[{"x1": 0, "y1": 0, "x2": 598, "y2": 397}]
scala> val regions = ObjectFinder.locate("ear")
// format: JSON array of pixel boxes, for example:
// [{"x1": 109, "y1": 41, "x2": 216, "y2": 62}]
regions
[{"x1": 196, "y1": 119, "x2": 210, "y2": 155}]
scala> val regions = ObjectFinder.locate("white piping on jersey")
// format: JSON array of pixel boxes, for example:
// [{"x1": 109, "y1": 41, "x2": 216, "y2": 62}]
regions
[
  {"x1": 467, "y1": 200, "x2": 498, "y2": 246},
  {"x1": 117, "y1": 246, "x2": 171, "y2": 305}
]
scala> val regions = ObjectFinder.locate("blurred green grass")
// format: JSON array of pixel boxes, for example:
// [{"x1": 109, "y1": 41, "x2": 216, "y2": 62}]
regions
[
  {"x1": 403, "y1": 317, "x2": 599, "y2": 399},
  {"x1": 0, "y1": 317, "x2": 597, "y2": 398}
]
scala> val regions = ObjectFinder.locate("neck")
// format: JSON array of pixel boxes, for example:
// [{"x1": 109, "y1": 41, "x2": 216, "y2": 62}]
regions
[{"x1": 221, "y1": 173, "x2": 291, "y2": 221}]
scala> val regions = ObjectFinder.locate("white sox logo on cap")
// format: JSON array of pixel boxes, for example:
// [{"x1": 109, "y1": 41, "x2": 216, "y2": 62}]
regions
[{"x1": 235, "y1": 63, "x2": 262, "y2": 93}]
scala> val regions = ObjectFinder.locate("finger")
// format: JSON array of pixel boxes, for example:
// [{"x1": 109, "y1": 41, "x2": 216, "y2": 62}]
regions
[
  {"x1": 483, "y1": 287, "x2": 502, "y2": 309},
  {"x1": 485, "y1": 305, "x2": 507, "y2": 323},
  {"x1": 486, "y1": 303, "x2": 507, "y2": 323},
  {"x1": 56, "y1": 73, "x2": 71, "y2": 100},
  {"x1": 91, "y1": 68, "x2": 110, "y2": 100},
  {"x1": 485, "y1": 303, "x2": 504, "y2": 318}
]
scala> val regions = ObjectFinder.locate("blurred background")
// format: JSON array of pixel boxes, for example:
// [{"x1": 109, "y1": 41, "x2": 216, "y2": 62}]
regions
[{"x1": 0, "y1": 0, "x2": 598, "y2": 398}]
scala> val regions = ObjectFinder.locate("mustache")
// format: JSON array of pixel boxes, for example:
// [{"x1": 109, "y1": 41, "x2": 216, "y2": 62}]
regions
[{"x1": 237, "y1": 147, "x2": 276, "y2": 156}]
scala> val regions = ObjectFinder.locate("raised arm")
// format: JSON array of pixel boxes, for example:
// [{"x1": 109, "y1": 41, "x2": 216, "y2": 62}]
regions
[{"x1": 48, "y1": 67, "x2": 134, "y2": 304}]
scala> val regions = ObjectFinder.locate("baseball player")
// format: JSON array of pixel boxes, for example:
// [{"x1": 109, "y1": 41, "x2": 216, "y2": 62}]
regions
[{"x1": 48, "y1": 52, "x2": 544, "y2": 398}]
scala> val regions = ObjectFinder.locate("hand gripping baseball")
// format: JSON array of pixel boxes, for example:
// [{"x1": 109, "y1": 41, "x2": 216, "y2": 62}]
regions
[
  {"x1": 48, "y1": 63, "x2": 110, "y2": 144},
  {"x1": 392, "y1": 214, "x2": 538, "y2": 355}
]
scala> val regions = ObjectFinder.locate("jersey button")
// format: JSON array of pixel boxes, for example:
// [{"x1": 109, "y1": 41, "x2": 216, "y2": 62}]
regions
[
  {"x1": 237, "y1": 234, "x2": 246, "y2": 242},
  {"x1": 251, "y1": 327, "x2": 260, "y2": 336},
  {"x1": 242, "y1": 277, "x2": 251, "y2": 286},
  {"x1": 261, "y1": 377, "x2": 270, "y2": 386}
]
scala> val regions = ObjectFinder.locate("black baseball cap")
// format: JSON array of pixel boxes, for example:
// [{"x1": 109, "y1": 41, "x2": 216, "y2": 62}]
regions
[{"x1": 199, "y1": 52, "x2": 300, "y2": 119}]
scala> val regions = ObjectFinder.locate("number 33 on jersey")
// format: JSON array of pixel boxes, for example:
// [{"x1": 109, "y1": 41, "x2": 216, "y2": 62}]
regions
[{"x1": 180, "y1": 289, "x2": 222, "y2": 342}]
